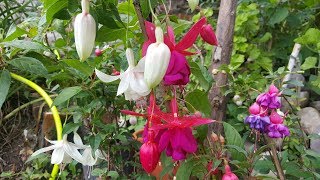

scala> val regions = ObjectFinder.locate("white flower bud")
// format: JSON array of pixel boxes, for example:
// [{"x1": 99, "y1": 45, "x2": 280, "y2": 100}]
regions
[
  {"x1": 144, "y1": 26, "x2": 171, "y2": 88},
  {"x1": 129, "y1": 116, "x2": 137, "y2": 125},
  {"x1": 74, "y1": 0, "x2": 96, "y2": 61}
]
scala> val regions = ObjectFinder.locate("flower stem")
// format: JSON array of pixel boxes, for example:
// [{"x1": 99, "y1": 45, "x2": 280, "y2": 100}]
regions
[{"x1": 10, "y1": 72, "x2": 62, "y2": 179}]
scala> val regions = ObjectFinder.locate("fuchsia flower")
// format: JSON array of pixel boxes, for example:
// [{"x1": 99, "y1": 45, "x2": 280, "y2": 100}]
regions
[
  {"x1": 256, "y1": 84, "x2": 281, "y2": 109},
  {"x1": 139, "y1": 130, "x2": 160, "y2": 173},
  {"x1": 245, "y1": 103, "x2": 270, "y2": 132},
  {"x1": 267, "y1": 124, "x2": 290, "y2": 138},
  {"x1": 151, "y1": 97, "x2": 214, "y2": 160},
  {"x1": 143, "y1": 17, "x2": 217, "y2": 86},
  {"x1": 222, "y1": 165, "x2": 239, "y2": 180}
]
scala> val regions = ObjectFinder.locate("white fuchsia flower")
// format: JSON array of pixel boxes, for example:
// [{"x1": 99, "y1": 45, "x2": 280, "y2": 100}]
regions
[
  {"x1": 95, "y1": 48, "x2": 151, "y2": 101},
  {"x1": 144, "y1": 26, "x2": 171, "y2": 88},
  {"x1": 74, "y1": 0, "x2": 96, "y2": 61}
]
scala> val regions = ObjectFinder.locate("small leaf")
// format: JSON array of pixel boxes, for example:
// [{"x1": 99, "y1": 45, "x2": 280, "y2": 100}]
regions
[
  {"x1": 7, "y1": 57, "x2": 48, "y2": 76},
  {"x1": 62, "y1": 122, "x2": 82, "y2": 135},
  {"x1": 223, "y1": 122, "x2": 246, "y2": 161},
  {"x1": 185, "y1": 89, "x2": 212, "y2": 117},
  {"x1": 175, "y1": 158, "x2": 197, "y2": 180},
  {"x1": 53, "y1": 86, "x2": 82, "y2": 106},
  {"x1": 63, "y1": 59, "x2": 94, "y2": 77},
  {"x1": 295, "y1": 28, "x2": 320, "y2": 45},
  {"x1": 97, "y1": 27, "x2": 127, "y2": 42},
  {"x1": 268, "y1": 8, "x2": 289, "y2": 25},
  {"x1": 189, "y1": 61, "x2": 210, "y2": 91},
  {"x1": 46, "y1": 0, "x2": 68, "y2": 22},
  {"x1": 107, "y1": 171, "x2": 119, "y2": 179},
  {"x1": 301, "y1": 56, "x2": 317, "y2": 70},
  {"x1": 4, "y1": 24, "x2": 28, "y2": 41},
  {"x1": 0, "y1": 70, "x2": 11, "y2": 109},
  {"x1": 91, "y1": 168, "x2": 108, "y2": 176}
]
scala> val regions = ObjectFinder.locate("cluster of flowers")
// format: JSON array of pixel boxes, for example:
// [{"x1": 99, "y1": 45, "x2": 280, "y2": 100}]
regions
[{"x1": 244, "y1": 85, "x2": 290, "y2": 138}]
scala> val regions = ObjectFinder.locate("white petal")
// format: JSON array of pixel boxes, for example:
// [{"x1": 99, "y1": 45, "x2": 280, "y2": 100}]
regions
[
  {"x1": 117, "y1": 73, "x2": 130, "y2": 96},
  {"x1": 134, "y1": 57, "x2": 145, "y2": 72},
  {"x1": 95, "y1": 149, "x2": 106, "y2": 160},
  {"x1": 51, "y1": 147, "x2": 65, "y2": 164},
  {"x1": 95, "y1": 69, "x2": 120, "y2": 83},
  {"x1": 73, "y1": 132, "x2": 84, "y2": 146},
  {"x1": 31, "y1": 144, "x2": 59, "y2": 157},
  {"x1": 63, "y1": 143, "x2": 85, "y2": 164},
  {"x1": 62, "y1": 153, "x2": 73, "y2": 164},
  {"x1": 82, "y1": 148, "x2": 96, "y2": 166},
  {"x1": 130, "y1": 72, "x2": 150, "y2": 94}
]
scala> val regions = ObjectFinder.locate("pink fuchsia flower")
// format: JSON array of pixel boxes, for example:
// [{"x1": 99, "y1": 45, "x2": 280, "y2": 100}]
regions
[
  {"x1": 244, "y1": 115, "x2": 270, "y2": 132},
  {"x1": 222, "y1": 165, "x2": 239, "y2": 180},
  {"x1": 143, "y1": 17, "x2": 217, "y2": 85},
  {"x1": 151, "y1": 98, "x2": 214, "y2": 160},
  {"x1": 200, "y1": 24, "x2": 218, "y2": 46},
  {"x1": 256, "y1": 84, "x2": 281, "y2": 109},
  {"x1": 269, "y1": 110, "x2": 284, "y2": 124},
  {"x1": 139, "y1": 130, "x2": 160, "y2": 173},
  {"x1": 267, "y1": 124, "x2": 290, "y2": 138}
]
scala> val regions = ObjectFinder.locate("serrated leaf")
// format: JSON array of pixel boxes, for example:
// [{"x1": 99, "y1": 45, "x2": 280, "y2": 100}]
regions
[
  {"x1": 0, "y1": 70, "x2": 11, "y2": 109},
  {"x1": 1, "y1": 40, "x2": 48, "y2": 51},
  {"x1": 268, "y1": 8, "x2": 288, "y2": 25},
  {"x1": 223, "y1": 122, "x2": 246, "y2": 161},
  {"x1": 62, "y1": 122, "x2": 82, "y2": 135},
  {"x1": 7, "y1": 57, "x2": 48, "y2": 76},
  {"x1": 53, "y1": 86, "x2": 82, "y2": 106},
  {"x1": 63, "y1": 59, "x2": 94, "y2": 77},
  {"x1": 301, "y1": 56, "x2": 317, "y2": 70},
  {"x1": 185, "y1": 89, "x2": 211, "y2": 117}
]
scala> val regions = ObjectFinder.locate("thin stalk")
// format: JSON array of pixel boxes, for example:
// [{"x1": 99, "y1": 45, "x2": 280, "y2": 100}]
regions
[{"x1": 9, "y1": 72, "x2": 62, "y2": 180}]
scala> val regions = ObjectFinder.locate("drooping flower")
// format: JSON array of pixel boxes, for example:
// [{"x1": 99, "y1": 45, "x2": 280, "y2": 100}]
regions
[
  {"x1": 143, "y1": 17, "x2": 217, "y2": 85},
  {"x1": 31, "y1": 134, "x2": 87, "y2": 164},
  {"x1": 151, "y1": 98, "x2": 214, "y2": 160},
  {"x1": 200, "y1": 24, "x2": 218, "y2": 46},
  {"x1": 244, "y1": 115, "x2": 270, "y2": 132},
  {"x1": 256, "y1": 84, "x2": 281, "y2": 109},
  {"x1": 144, "y1": 26, "x2": 171, "y2": 88},
  {"x1": 222, "y1": 165, "x2": 239, "y2": 180},
  {"x1": 269, "y1": 110, "x2": 284, "y2": 124},
  {"x1": 267, "y1": 124, "x2": 290, "y2": 138},
  {"x1": 95, "y1": 48, "x2": 150, "y2": 101},
  {"x1": 74, "y1": 0, "x2": 96, "y2": 61},
  {"x1": 139, "y1": 130, "x2": 160, "y2": 173}
]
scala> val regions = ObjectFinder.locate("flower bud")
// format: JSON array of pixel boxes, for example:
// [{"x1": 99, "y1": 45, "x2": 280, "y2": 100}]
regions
[
  {"x1": 95, "y1": 48, "x2": 102, "y2": 56},
  {"x1": 222, "y1": 165, "x2": 239, "y2": 180},
  {"x1": 129, "y1": 116, "x2": 137, "y2": 125},
  {"x1": 74, "y1": 0, "x2": 96, "y2": 61},
  {"x1": 248, "y1": 102, "x2": 260, "y2": 115},
  {"x1": 269, "y1": 84, "x2": 279, "y2": 94},
  {"x1": 200, "y1": 24, "x2": 218, "y2": 45},
  {"x1": 270, "y1": 110, "x2": 283, "y2": 124},
  {"x1": 144, "y1": 26, "x2": 171, "y2": 88},
  {"x1": 140, "y1": 131, "x2": 160, "y2": 173},
  {"x1": 187, "y1": 0, "x2": 199, "y2": 12}
]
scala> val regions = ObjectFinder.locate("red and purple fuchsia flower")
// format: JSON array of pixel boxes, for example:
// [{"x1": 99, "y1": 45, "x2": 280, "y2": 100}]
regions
[{"x1": 245, "y1": 85, "x2": 290, "y2": 138}]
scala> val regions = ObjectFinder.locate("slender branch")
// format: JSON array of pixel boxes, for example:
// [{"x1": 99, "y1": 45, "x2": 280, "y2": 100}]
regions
[{"x1": 133, "y1": 0, "x2": 148, "y2": 40}]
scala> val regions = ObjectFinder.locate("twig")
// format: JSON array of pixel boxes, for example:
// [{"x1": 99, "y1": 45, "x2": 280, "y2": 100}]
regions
[{"x1": 133, "y1": 0, "x2": 148, "y2": 40}]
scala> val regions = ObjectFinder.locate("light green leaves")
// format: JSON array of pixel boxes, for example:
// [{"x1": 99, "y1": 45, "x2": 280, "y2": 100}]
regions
[
  {"x1": 295, "y1": 28, "x2": 320, "y2": 45},
  {"x1": 185, "y1": 89, "x2": 212, "y2": 117},
  {"x1": 301, "y1": 57, "x2": 317, "y2": 70},
  {"x1": 53, "y1": 86, "x2": 82, "y2": 106},
  {"x1": 0, "y1": 70, "x2": 11, "y2": 109}
]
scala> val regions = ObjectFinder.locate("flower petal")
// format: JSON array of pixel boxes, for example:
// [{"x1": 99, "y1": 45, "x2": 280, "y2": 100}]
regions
[
  {"x1": 31, "y1": 144, "x2": 59, "y2": 157},
  {"x1": 51, "y1": 147, "x2": 65, "y2": 164},
  {"x1": 117, "y1": 72, "x2": 130, "y2": 95},
  {"x1": 95, "y1": 68, "x2": 120, "y2": 83},
  {"x1": 73, "y1": 132, "x2": 84, "y2": 146},
  {"x1": 158, "y1": 130, "x2": 171, "y2": 151},
  {"x1": 175, "y1": 17, "x2": 207, "y2": 51},
  {"x1": 82, "y1": 148, "x2": 96, "y2": 166},
  {"x1": 63, "y1": 143, "x2": 85, "y2": 164}
]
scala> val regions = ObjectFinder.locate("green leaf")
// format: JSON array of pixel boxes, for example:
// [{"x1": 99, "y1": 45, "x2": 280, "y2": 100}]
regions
[
  {"x1": 223, "y1": 122, "x2": 246, "y2": 161},
  {"x1": 89, "y1": 134, "x2": 102, "y2": 153},
  {"x1": 91, "y1": 168, "x2": 108, "y2": 176},
  {"x1": 175, "y1": 158, "x2": 197, "y2": 180},
  {"x1": 185, "y1": 89, "x2": 212, "y2": 117},
  {"x1": 46, "y1": 0, "x2": 68, "y2": 23},
  {"x1": 268, "y1": 8, "x2": 288, "y2": 25},
  {"x1": 62, "y1": 122, "x2": 82, "y2": 135},
  {"x1": 286, "y1": 79, "x2": 304, "y2": 87},
  {"x1": 305, "y1": 149, "x2": 320, "y2": 158},
  {"x1": 63, "y1": 59, "x2": 94, "y2": 77},
  {"x1": 259, "y1": 32, "x2": 272, "y2": 43},
  {"x1": 1, "y1": 40, "x2": 48, "y2": 51},
  {"x1": 107, "y1": 171, "x2": 119, "y2": 179},
  {"x1": 7, "y1": 57, "x2": 48, "y2": 76},
  {"x1": 301, "y1": 57, "x2": 317, "y2": 70},
  {"x1": 295, "y1": 28, "x2": 320, "y2": 45},
  {"x1": 97, "y1": 27, "x2": 127, "y2": 42},
  {"x1": 139, "y1": 0, "x2": 158, "y2": 18},
  {"x1": 189, "y1": 61, "x2": 211, "y2": 91},
  {"x1": 53, "y1": 86, "x2": 82, "y2": 106},
  {"x1": 0, "y1": 70, "x2": 11, "y2": 109},
  {"x1": 4, "y1": 24, "x2": 28, "y2": 41}
]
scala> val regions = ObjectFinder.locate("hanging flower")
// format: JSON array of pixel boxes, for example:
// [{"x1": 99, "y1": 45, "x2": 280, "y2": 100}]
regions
[
  {"x1": 151, "y1": 98, "x2": 214, "y2": 160},
  {"x1": 267, "y1": 124, "x2": 290, "y2": 138},
  {"x1": 74, "y1": 0, "x2": 96, "y2": 61},
  {"x1": 200, "y1": 24, "x2": 218, "y2": 46},
  {"x1": 144, "y1": 26, "x2": 171, "y2": 88},
  {"x1": 95, "y1": 48, "x2": 150, "y2": 101},
  {"x1": 139, "y1": 130, "x2": 160, "y2": 173},
  {"x1": 256, "y1": 84, "x2": 281, "y2": 109},
  {"x1": 143, "y1": 17, "x2": 217, "y2": 85},
  {"x1": 244, "y1": 115, "x2": 270, "y2": 132},
  {"x1": 31, "y1": 134, "x2": 87, "y2": 164},
  {"x1": 269, "y1": 110, "x2": 284, "y2": 124},
  {"x1": 222, "y1": 165, "x2": 239, "y2": 180}
]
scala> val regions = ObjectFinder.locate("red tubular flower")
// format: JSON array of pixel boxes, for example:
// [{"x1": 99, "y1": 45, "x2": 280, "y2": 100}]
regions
[
  {"x1": 139, "y1": 130, "x2": 160, "y2": 173},
  {"x1": 142, "y1": 17, "x2": 217, "y2": 86}
]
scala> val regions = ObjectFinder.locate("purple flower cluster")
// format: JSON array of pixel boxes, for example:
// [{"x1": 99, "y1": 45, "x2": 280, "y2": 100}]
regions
[{"x1": 244, "y1": 85, "x2": 290, "y2": 138}]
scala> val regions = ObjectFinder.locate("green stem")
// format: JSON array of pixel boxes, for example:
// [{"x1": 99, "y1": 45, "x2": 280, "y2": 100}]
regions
[
  {"x1": 10, "y1": 72, "x2": 62, "y2": 179},
  {"x1": 147, "y1": 0, "x2": 158, "y2": 21}
]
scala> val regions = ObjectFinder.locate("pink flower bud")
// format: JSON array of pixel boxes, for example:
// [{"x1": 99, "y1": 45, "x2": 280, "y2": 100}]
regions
[
  {"x1": 200, "y1": 24, "x2": 218, "y2": 46},
  {"x1": 270, "y1": 110, "x2": 283, "y2": 124},
  {"x1": 222, "y1": 165, "x2": 239, "y2": 180},
  {"x1": 139, "y1": 131, "x2": 160, "y2": 173},
  {"x1": 95, "y1": 48, "x2": 102, "y2": 56},
  {"x1": 269, "y1": 84, "x2": 279, "y2": 94},
  {"x1": 249, "y1": 102, "x2": 260, "y2": 115}
]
